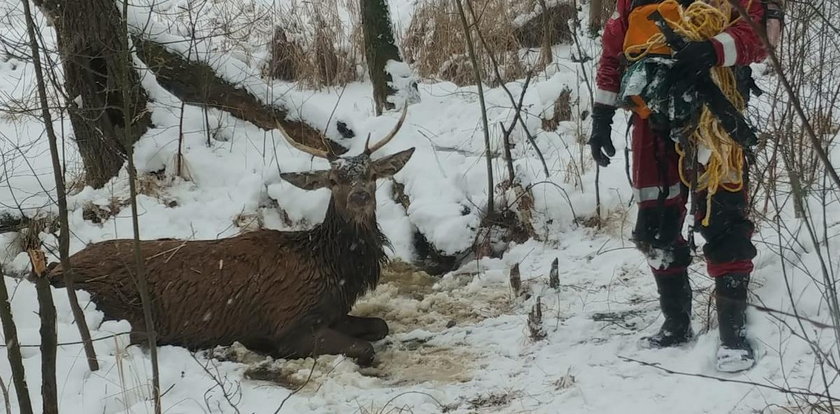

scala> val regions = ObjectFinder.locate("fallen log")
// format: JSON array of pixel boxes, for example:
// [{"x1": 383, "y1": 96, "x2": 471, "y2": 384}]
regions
[{"x1": 133, "y1": 38, "x2": 348, "y2": 154}]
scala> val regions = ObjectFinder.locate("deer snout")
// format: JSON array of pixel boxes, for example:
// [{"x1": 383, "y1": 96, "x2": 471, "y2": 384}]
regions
[{"x1": 348, "y1": 191, "x2": 371, "y2": 206}]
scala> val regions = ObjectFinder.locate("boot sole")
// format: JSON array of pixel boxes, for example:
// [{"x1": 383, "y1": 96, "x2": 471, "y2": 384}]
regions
[
  {"x1": 716, "y1": 342, "x2": 763, "y2": 373},
  {"x1": 638, "y1": 332, "x2": 696, "y2": 349},
  {"x1": 716, "y1": 357, "x2": 756, "y2": 373}
]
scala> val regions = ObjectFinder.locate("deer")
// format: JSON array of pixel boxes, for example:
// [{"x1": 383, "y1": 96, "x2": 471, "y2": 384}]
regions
[{"x1": 49, "y1": 107, "x2": 414, "y2": 366}]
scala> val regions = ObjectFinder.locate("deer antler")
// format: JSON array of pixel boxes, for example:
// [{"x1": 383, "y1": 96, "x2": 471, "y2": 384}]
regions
[
  {"x1": 275, "y1": 121, "x2": 332, "y2": 159},
  {"x1": 364, "y1": 104, "x2": 408, "y2": 156}
]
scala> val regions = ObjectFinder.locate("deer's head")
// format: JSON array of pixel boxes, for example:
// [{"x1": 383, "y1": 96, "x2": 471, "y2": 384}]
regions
[{"x1": 278, "y1": 108, "x2": 415, "y2": 225}]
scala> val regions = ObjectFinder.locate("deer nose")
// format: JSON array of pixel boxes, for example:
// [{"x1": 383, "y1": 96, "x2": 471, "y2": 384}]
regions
[{"x1": 349, "y1": 191, "x2": 371, "y2": 205}]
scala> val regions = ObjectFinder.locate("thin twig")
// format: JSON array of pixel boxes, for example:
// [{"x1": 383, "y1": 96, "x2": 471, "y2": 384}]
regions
[
  {"x1": 0, "y1": 377, "x2": 10, "y2": 414},
  {"x1": 455, "y1": 0, "x2": 495, "y2": 216},
  {"x1": 500, "y1": 121, "x2": 516, "y2": 184},
  {"x1": 749, "y1": 300, "x2": 837, "y2": 330},
  {"x1": 191, "y1": 353, "x2": 242, "y2": 414},
  {"x1": 273, "y1": 357, "x2": 318, "y2": 413},
  {"x1": 0, "y1": 265, "x2": 33, "y2": 414},
  {"x1": 0, "y1": 332, "x2": 133, "y2": 349},
  {"x1": 570, "y1": 3, "x2": 601, "y2": 221},
  {"x1": 464, "y1": 0, "x2": 550, "y2": 178},
  {"x1": 527, "y1": 180, "x2": 579, "y2": 223},
  {"x1": 119, "y1": 0, "x2": 162, "y2": 411},
  {"x1": 377, "y1": 391, "x2": 445, "y2": 414},
  {"x1": 499, "y1": 72, "x2": 534, "y2": 184},
  {"x1": 727, "y1": 0, "x2": 840, "y2": 190},
  {"x1": 620, "y1": 356, "x2": 840, "y2": 402}
]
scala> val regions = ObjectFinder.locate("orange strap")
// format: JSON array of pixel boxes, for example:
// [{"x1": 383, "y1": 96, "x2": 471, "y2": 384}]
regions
[{"x1": 623, "y1": 2, "x2": 682, "y2": 58}]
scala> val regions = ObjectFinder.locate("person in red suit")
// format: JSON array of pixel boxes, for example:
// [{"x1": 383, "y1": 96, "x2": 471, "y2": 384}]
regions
[{"x1": 590, "y1": 0, "x2": 768, "y2": 372}]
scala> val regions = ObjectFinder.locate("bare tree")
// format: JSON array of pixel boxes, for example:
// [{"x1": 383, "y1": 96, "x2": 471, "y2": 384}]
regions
[
  {"x1": 537, "y1": 0, "x2": 554, "y2": 66},
  {"x1": 455, "y1": 0, "x2": 494, "y2": 217},
  {"x1": 114, "y1": 0, "x2": 163, "y2": 410}
]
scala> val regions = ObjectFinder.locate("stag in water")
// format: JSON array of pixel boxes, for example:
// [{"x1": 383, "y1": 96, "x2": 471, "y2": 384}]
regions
[{"x1": 49, "y1": 107, "x2": 414, "y2": 366}]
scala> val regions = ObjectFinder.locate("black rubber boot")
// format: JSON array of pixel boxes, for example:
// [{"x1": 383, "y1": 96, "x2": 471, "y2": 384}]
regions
[
  {"x1": 715, "y1": 273, "x2": 755, "y2": 372},
  {"x1": 643, "y1": 272, "x2": 694, "y2": 348}
]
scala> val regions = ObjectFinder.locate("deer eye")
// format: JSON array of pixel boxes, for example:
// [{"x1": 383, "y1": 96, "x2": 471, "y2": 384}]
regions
[{"x1": 329, "y1": 177, "x2": 338, "y2": 186}]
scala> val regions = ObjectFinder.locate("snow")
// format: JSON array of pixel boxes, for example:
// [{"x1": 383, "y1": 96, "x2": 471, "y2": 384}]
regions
[
  {"x1": 385, "y1": 59, "x2": 421, "y2": 108},
  {"x1": 1, "y1": 0, "x2": 839, "y2": 413}
]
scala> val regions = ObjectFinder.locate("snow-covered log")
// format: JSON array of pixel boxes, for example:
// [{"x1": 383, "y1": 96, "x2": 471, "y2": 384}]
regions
[{"x1": 133, "y1": 38, "x2": 347, "y2": 155}]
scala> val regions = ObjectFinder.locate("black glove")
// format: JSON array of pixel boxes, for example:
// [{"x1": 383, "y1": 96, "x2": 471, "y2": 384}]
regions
[
  {"x1": 589, "y1": 104, "x2": 616, "y2": 167},
  {"x1": 672, "y1": 40, "x2": 718, "y2": 77}
]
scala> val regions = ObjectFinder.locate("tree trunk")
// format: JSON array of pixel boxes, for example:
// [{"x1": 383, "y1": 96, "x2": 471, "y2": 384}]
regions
[
  {"x1": 538, "y1": 0, "x2": 553, "y2": 67},
  {"x1": 34, "y1": 0, "x2": 152, "y2": 189},
  {"x1": 361, "y1": 0, "x2": 402, "y2": 115},
  {"x1": 589, "y1": 0, "x2": 605, "y2": 34},
  {"x1": 34, "y1": 272, "x2": 58, "y2": 414}
]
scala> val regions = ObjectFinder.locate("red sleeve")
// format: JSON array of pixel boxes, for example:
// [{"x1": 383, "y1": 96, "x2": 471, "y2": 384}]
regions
[
  {"x1": 594, "y1": 0, "x2": 631, "y2": 107},
  {"x1": 710, "y1": 0, "x2": 768, "y2": 66}
]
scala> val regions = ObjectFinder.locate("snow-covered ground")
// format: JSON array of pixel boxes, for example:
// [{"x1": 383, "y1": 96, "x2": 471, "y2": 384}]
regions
[{"x1": 1, "y1": 0, "x2": 839, "y2": 412}]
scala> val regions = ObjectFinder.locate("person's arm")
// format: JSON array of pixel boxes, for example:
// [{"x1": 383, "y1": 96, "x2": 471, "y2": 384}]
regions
[
  {"x1": 709, "y1": 0, "x2": 768, "y2": 66},
  {"x1": 594, "y1": 0, "x2": 631, "y2": 107},
  {"x1": 590, "y1": 0, "x2": 631, "y2": 167}
]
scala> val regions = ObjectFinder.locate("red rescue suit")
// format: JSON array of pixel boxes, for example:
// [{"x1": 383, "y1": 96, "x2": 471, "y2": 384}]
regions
[{"x1": 595, "y1": 0, "x2": 767, "y2": 277}]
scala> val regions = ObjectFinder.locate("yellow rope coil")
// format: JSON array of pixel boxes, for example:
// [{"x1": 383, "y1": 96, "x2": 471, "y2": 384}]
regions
[{"x1": 625, "y1": 0, "x2": 750, "y2": 226}]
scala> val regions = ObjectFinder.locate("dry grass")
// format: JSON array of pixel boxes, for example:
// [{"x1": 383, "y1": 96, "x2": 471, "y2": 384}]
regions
[
  {"x1": 65, "y1": 168, "x2": 89, "y2": 195},
  {"x1": 468, "y1": 391, "x2": 521, "y2": 410},
  {"x1": 157, "y1": 0, "x2": 365, "y2": 88},
  {"x1": 264, "y1": 0, "x2": 364, "y2": 88},
  {"x1": 233, "y1": 212, "x2": 263, "y2": 232},
  {"x1": 161, "y1": 0, "x2": 573, "y2": 89},
  {"x1": 402, "y1": 0, "x2": 574, "y2": 86},
  {"x1": 403, "y1": 0, "x2": 524, "y2": 86},
  {"x1": 0, "y1": 74, "x2": 66, "y2": 123},
  {"x1": 0, "y1": 94, "x2": 39, "y2": 123}
]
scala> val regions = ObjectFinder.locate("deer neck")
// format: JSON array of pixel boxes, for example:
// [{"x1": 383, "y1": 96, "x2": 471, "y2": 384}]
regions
[{"x1": 312, "y1": 197, "x2": 388, "y2": 304}]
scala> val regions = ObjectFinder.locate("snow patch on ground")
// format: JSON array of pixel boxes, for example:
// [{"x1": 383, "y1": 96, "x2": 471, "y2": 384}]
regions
[{"x1": 1, "y1": 1, "x2": 838, "y2": 413}]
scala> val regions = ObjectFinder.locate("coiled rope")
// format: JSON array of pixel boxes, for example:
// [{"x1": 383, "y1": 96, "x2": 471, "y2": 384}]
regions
[{"x1": 625, "y1": 0, "x2": 750, "y2": 226}]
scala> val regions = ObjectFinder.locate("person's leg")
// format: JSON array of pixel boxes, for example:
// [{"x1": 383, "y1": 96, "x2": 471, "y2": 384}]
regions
[
  {"x1": 631, "y1": 120, "x2": 693, "y2": 348},
  {"x1": 696, "y1": 187, "x2": 757, "y2": 372}
]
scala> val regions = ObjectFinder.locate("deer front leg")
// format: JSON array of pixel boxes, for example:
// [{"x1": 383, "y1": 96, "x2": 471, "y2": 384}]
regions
[
  {"x1": 330, "y1": 315, "x2": 389, "y2": 341},
  {"x1": 284, "y1": 327, "x2": 376, "y2": 367}
]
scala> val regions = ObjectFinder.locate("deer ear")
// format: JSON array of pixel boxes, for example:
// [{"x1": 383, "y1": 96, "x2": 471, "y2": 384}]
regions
[
  {"x1": 372, "y1": 148, "x2": 415, "y2": 179},
  {"x1": 280, "y1": 170, "x2": 331, "y2": 190}
]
